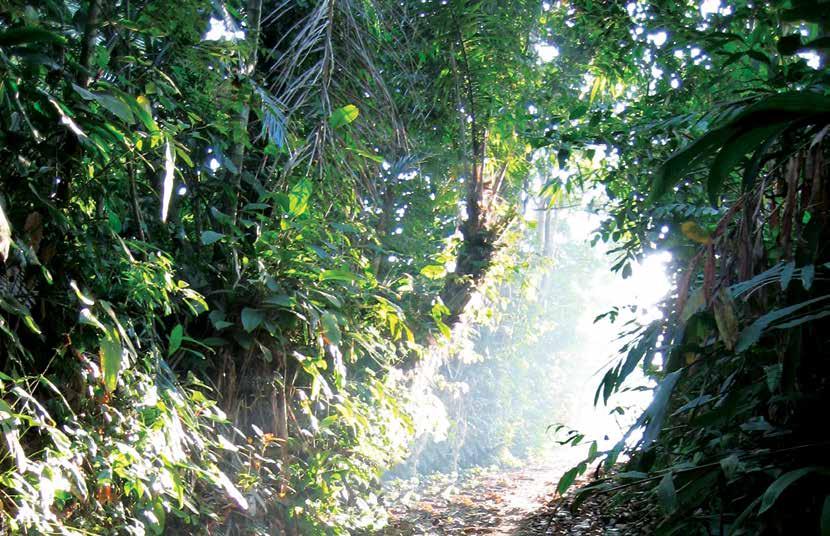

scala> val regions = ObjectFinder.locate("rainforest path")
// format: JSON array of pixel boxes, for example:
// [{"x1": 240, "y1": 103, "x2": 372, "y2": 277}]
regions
[{"x1": 372, "y1": 451, "x2": 645, "y2": 536}]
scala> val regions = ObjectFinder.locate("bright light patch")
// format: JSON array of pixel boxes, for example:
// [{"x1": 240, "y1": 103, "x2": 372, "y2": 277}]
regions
[
  {"x1": 535, "y1": 43, "x2": 560, "y2": 63},
  {"x1": 647, "y1": 31, "x2": 668, "y2": 48},
  {"x1": 798, "y1": 51, "x2": 822, "y2": 69},
  {"x1": 700, "y1": 0, "x2": 721, "y2": 17},
  {"x1": 203, "y1": 17, "x2": 245, "y2": 42}
]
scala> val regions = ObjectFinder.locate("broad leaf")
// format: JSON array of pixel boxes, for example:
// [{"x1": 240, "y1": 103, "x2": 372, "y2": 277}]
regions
[
  {"x1": 321, "y1": 312, "x2": 342, "y2": 346},
  {"x1": 100, "y1": 328, "x2": 123, "y2": 392},
  {"x1": 759, "y1": 467, "x2": 816, "y2": 514},
  {"x1": 200, "y1": 231, "x2": 225, "y2": 245},
  {"x1": 241, "y1": 308, "x2": 264, "y2": 332},
  {"x1": 329, "y1": 104, "x2": 360, "y2": 129},
  {"x1": 168, "y1": 325, "x2": 184, "y2": 357},
  {"x1": 657, "y1": 472, "x2": 677, "y2": 513}
]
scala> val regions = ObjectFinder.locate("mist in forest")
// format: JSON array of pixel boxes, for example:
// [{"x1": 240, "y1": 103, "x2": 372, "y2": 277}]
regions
[{"x1": 393, "y1": 199, "x2": 670, "y2": 476}]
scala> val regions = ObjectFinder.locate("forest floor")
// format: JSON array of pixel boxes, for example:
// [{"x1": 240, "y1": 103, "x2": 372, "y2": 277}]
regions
[{"x1": 375, "y1": 452, "x2": 647, "y2": 535}]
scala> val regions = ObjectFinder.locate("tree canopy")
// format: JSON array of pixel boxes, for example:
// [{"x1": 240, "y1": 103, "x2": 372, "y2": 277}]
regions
[{"x1": 0, "y1": 0, "x2": 829, "y2": 534}]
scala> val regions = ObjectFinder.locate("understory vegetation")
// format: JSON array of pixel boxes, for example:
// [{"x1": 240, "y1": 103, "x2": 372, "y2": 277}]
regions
[{"x1": 0, "y1": 0, "x2": 828, "y2": 534}]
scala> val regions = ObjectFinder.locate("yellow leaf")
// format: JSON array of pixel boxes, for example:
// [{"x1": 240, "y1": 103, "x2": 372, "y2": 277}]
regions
[{"x1": 681, "y1": 221, "x2": 711, "y2": 245}]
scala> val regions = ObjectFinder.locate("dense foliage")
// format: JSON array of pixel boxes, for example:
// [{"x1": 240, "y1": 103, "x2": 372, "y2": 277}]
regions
[
  {"x1": 546, "y1": 1, "x2": 830, "y2": 535},
  {"x1": 0, "y1": 0, "x2": 550, "y2": 533},
  {"x1": 1, "y1": 0, "x2": 829, "y2": 534}
]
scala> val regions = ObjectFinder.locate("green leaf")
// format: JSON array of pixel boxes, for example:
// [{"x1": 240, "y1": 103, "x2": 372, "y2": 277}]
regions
[
  {"x1": 241, "y1": 308, "x2": 264, "y2": 332},
  {"x1": 736, "y1": 295, "x2": 830, "y2": 352},
  {"x1": 0, "y1": 26, "x2": 66, "y2": 47},
  {"x1": 321, "y1": 312, "x2": 342, "y2": 346},
  {"x1": 100, "y1": 329, "x2": 122, "y2": 393},
  {"x1": 329, "y1": 104, "x2": 360, "y2": 129},
  {"x1": 657, "y1": 472, "x2": 678, "y2": 513},
  {"x1": 72, "y1": 85, "x2": 135, "y2": 124},
  {"x1": 420, "y1": 264, "x2": 447, "y2": 279},
  {"x1": 707, "y1": 124, "x2": 788, "y2": 206},
  {"x1": 557, "y1": 466, "x2": 580, "y2": 495},
  {"x1": 759, "y1": 467, "x2": 816, "y2": 514},
  {"x1": 650, "y1": 126, "x2": 735, "y2": 202},
  {"x1": 168, "y1": 325, "x2": 183, "y2": 357},
  {"x1": 320, "y1": 269, "x2": 360, "y2": 283},
  {"x1": 348, "y1": 148, "x2": 384, "y2": 163},
  {"x1": 642, "y1": 370, "x2": 683, "y2": 446},
  {"x1": 200, "y1": 231, "x2": 225, "y2": 245},
  {"x1": 288, "y1": 179, "x2": 312, "y2": 217},
  {"x1": 821, "y1": 495, "x2": 830, "y2": 536},
  {"x1": 214, "y1": 468, "x2": 248, "y2": 510}
]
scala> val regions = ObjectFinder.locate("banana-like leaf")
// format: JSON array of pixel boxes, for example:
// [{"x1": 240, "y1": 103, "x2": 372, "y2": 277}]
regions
[{"x1": 707, "y1": 123, "x2": 789, "y2": 206}]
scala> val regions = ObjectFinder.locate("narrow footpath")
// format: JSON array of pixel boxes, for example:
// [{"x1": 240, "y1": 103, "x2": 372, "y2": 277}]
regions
[{"x1": 375, "y1": 452, "x2": 646, "y2": 535}]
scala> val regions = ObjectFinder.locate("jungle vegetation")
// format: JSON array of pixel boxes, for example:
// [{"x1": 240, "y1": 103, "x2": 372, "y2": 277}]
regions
[{"x1": 0, "y1": 0, "x2": 828, "y2": 534}]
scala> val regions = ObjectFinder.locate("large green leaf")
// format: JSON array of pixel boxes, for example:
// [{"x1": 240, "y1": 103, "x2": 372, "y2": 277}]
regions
[
  {"x1": 320, "y1": 269, "x2": 360, "y2": 283},
  {"x1": 736, "y1": 295, "x2": 830, "y2": 352},
  {"x1": 168, "y1": 325, "x2": 184, "y2": 357},
  {"x1": 100, "y1": 329, "x2": 123, "y2": 393},
  {"x1": 0, "y1": 26, "x2": 66, "y2": 46},
  {"x1": 72, "y1": 84, "x2": 136, "y2": 124},
  {"x1": 321, "y1": 312, "x2": 342, "y2": 346},
  {"x1": 241, "y1": 308, "x2": 264, "y2": 332},
  {"x1": 649, "y1": 126, "x2": 735, "y2": 202},
  {"x1": 657, "y1": 472, "x2": 678, "y2": 514},
  {"x1": 759, "y1": 467, "x2": 817, "y2": 514},
  {"x1": 707, "y1": 123, "x2": 789, "y2": 206}
]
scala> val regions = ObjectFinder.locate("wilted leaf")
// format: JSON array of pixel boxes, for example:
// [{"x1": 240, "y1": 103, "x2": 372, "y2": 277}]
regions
[{"x1": 713, "y1": 288, "x2": 739, "y2": 350}]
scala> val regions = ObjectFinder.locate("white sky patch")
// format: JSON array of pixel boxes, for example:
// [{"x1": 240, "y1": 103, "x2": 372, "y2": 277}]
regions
[
  {"x1": 647, "y1": 31, "x2": 667, "y2": 48},
  {"x1": 700, "y1": 0, "x2": 721, "y2": 17},
  {"x1": 204, "y1": 17, "x2": 245, "y2": 41},
  {"x1": 650, "y1": 64, "x2": 664, "y2": 80},
  {"x1": 798, "y1": 51, "x2": 822, "y2": 69},
  {"x1": 535, "y1": 42, "x2": 560, "y2": 63}
]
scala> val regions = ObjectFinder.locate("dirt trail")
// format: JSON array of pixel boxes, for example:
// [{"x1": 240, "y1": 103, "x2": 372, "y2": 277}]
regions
[{"x1": 377, "y1": 451, "x2": 607, "y2": 535}]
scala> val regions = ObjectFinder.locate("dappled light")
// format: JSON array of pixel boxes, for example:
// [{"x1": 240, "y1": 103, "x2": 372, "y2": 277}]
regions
[{"x1": 1, "y1": 1, "x2": 829, "y2": 535}]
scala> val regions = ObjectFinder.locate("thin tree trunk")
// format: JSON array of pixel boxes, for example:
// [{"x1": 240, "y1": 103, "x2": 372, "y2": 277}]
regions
[{"x1": 78, "y1": 0, "x2": 102, "y2": 88}]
